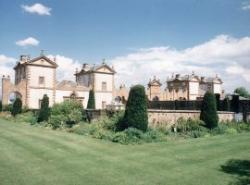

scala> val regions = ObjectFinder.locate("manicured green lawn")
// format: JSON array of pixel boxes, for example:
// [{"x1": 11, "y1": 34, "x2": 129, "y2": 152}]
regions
[{"x1": 0, "y1": 118, "x2": 249, "y2": 185}]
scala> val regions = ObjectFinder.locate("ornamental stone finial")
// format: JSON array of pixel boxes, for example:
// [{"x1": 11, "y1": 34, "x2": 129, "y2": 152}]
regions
[
  {"x1": 40, "y1": 50, "x2": 45, "y2": 56},
  {"x1": 102, "y1": 58, "x2": 105, "y2": 64}
]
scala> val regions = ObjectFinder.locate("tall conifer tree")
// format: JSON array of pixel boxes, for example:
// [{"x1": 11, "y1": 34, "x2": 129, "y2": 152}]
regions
[{"x1": 200, "y1": 92, "x2": 218, "y2": 129}]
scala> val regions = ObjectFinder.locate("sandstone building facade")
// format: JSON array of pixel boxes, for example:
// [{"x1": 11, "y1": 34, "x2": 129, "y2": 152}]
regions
[
  {"x1": 2, "y1": 54, "x2": 115, "y2": 109},
  {"x1": 2, "y1": 54, "x2": 224, "y2": 109},
  {"x1": 116, "y1": 73, "x2": 224, "y2": 101},
  {"x1": 162, "y1": 73, "x2": 223, "y2": 100}
]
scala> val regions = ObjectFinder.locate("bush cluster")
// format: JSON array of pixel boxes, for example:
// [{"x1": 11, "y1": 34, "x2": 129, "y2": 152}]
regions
[
  {"x1": 0, "y1": 86, "x2": 248, "y2": 145},
  {"x1": 49, "y1": 100, "x2": 84, "y2": 129},
  {"x1": 173, "y1": 118, "x2": 250, "y2": 138},
  {"x1": 211, "y1": 121, "x2": 250, "y2": 135},
  {"x1": 0, "y1": 108, "x2": 249, "y2": 145},
  {"x1": 2, "y1": 104, "x2": 13, "y2": 112},
  {"x1": 71, "y1": 112, "x2": 166, "y2": 144},
  {"x1": 73, "y1": 124, "x2": 167, "y2": 144},
  {"x1": 175, "y1": 118, "x2": 205, "y2": 133},
  {"x1": 0, "y1": 110, "x2": 37, "y2": 124},
  {"x1": 70, "y1": 113, "x2": 250, "y2": 144},
  {"x1": 173, "y1": 118, "x2": 209, "y2": 138},
  {"x1": 16, "y1": 112, "x2": 37, "y2": 124}
]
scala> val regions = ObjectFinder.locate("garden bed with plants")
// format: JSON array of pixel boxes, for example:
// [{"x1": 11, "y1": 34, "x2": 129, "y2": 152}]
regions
[
  {"x1": 1, "y1": 108, "x2": 249, "y2": 145},
  {"x1": 0, "y1": 86, "x2": 250, "y2": 145}
]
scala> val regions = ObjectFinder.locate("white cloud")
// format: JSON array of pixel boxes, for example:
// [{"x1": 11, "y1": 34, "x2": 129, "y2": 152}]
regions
[
  {"x1": 0, "y1": 55, "x2": 16, "y2": 65},
  {"x1": 1, "y1": 34, "x2": 250, "y2": 97},
  {"x1": 226, "y1": 65, "x2": 250, "y2": 82},
  {"x1": 242, "y1": 1, "x2": 250, "y2": 10},
  {"x1": 110, "y1": 35, "x2": 250, "y2": 92},
  {"x1": 47, "y1": 55, "x2": 81, "y2": 81},
  {"x1": 21, "y1": 3, "x2": 51, "y2": 15},
  {"x1": 16, "y1": 37, "x2": 40, "y2": 47}
]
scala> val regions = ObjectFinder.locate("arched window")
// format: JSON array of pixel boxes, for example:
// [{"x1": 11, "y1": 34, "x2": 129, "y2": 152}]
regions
[{"x1": 8, "y1": 91, "x2": 22, "y2": 104}]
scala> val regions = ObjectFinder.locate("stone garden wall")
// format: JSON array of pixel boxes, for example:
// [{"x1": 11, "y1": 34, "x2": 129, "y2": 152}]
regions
[{"x1": 148, "y1": 109, "x2": 235, "y2": 128}]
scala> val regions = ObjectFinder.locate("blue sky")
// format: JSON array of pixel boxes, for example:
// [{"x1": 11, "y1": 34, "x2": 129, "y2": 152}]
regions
[{"x1": 0, "y1": 0, "x2": 250, "y2": 92}]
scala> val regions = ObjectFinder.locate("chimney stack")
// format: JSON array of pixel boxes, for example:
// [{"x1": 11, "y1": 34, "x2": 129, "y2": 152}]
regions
[{"x1": 20, "y1": 55, "x2": 30, "y2": 63}]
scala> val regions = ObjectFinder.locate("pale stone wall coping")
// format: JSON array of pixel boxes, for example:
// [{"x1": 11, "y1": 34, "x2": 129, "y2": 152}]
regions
[
  {"x1": 148, "y1": 109, "x2": 235, "y2": 128},
  {"x1": 148, "y1": 109, "x2": 234, "y2": 114}
]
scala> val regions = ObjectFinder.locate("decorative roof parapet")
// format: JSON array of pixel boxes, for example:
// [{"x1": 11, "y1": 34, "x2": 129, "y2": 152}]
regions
[{"x1": 148, "y1": 76, "x2": 162, "y2": 86}]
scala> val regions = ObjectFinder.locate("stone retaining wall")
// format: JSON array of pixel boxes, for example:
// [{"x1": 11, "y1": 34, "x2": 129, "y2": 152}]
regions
[{"x1": 148, "y1": 109, "x2": 235, "y2": 128}]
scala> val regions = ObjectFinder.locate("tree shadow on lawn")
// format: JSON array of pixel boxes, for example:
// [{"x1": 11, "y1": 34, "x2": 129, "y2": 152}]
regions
[{"x1": 221, "y1": 159, "x2": 250, "y2": 185}]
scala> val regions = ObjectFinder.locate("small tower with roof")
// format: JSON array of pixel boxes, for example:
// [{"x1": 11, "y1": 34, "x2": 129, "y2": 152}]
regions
[{"x1": 148, "y1": 76, "x2": 162, "y2": 101}]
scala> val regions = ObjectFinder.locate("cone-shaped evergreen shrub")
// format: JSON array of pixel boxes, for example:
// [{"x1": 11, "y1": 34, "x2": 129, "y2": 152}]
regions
[
  {"x1": 0, "y1": 100, "x2": 2, "y2": 112},
  {"x1": 38, "y1": 94, "x2": 50, "y2": 122},
  {"x1": 11, "y1": 97, "x2": 22, "y2": 117},
  {"x1": 87, "y1": 89, "x2": 96, "y2": 109},
  {"x1": 200, "y1": 92, "x2": 218, "y2": 129},
  {"x1": 215, "y1": 93, "x2": 221, "y2": 111},
  {"x1": 222, "y1": 97, "x2": 230, "y2": 111},
  {"x1": 121, "y1": 85, "x2": 148, "y2": 132}
]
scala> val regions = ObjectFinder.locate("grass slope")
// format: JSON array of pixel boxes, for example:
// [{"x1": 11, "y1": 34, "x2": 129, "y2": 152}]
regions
[{"x1": 0, "y1": 119, "x2": 249, "y2": 185}]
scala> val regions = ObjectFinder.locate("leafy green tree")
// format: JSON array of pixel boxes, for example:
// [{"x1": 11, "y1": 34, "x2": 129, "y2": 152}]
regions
[
  {"x1": 87, "y1": 89, "x2": 95, "y2": 109},
  {"x1": 200, "y1": 92, "x2": 218, "y2": 129},
  {"x1": 120, "y1": 85, "x2": 148, "y2": 132},
  {"x1": 234, "y1": 87, "x2": 250, "y2": 98},
  {"x1": 222, "y1": 97, "x2": 230, "y2": 111},
  {"x1": 11, "y1": 98, "x2": 22, "y2": 117},
  {"x1": 38, "y1": 94, "x2": 50, "y2": 122}
]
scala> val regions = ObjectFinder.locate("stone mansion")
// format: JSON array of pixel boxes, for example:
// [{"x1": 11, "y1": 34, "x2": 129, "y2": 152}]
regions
[
  {"x1": 147, "y1": 73, "x2": 224, "y2": 101},
  {"x1": 118, "y1": 73, "x2": 224, "y2": 102},
  {"x1": 2, "y1": 54, "x2": 115, "y2": 109},
  {"x1": 1, "y1": 54, "x2": 224, "y2": 109}
]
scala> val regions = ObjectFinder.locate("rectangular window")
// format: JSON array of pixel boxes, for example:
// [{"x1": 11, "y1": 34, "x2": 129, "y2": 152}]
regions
[
  {"x1": 39, "y1": 76, "x2": 45, "y2": 85},
  {"x1": 102, "y1": 101, "x2": 106, "y2": 109},
  {"x1": 102, "y1": 82, "x2": 107, "y2": 91}
]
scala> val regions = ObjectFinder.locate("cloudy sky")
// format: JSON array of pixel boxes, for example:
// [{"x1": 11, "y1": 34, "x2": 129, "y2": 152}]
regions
[{"x1": 0, "y1": 0, "x2": 250, "y2": 95}]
